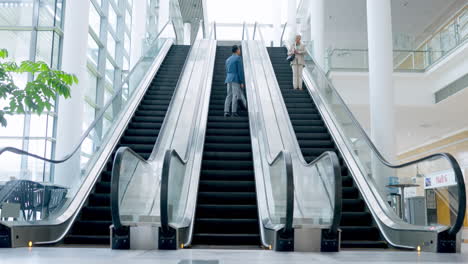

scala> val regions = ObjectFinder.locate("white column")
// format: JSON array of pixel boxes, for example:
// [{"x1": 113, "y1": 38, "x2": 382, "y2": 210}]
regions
[
  {"x1": 54, "y1": 0, "x2": 90, "y2": 189},
  {"x1": 309, "y1": 0, "x2": 325, "y2": 68},
  {"x1": 272, "y1": 0, "x2": 282, "y2": 46},
  {"x1": 183, "y1": 23, "x2": 191, "y2": 45},
  {"x1": 287, "y1": 0, "x2": 297, "y2": 42},
  {"x1": 367, "y1": 0, "x2": 396, "y2": 194},
  {"x1": 130, "y1": 1, "x2": 148, "y2": 68}
]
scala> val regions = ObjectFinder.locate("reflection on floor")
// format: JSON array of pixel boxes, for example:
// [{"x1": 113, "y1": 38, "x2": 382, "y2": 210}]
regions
[{"x1": 0, "y1": 244, "x2": 467, "y2": 264}]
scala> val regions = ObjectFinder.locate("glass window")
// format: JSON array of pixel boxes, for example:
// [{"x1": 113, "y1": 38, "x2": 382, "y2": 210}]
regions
[
  {"x1": 124, "y1": 33, "x2": 131, "y2": 54},
  {"x1": 85, "y1": 68, "x2": 98, "y2": 104},
  {"x1": 0, "y1": 139, "x2": 24, "y2": 181},
  {"x1": 105, "y1": 59, "x2": 115, "y2": 87},
  {"x1": 87, "y1": 33, "x2": 100, "y2": 67},
  {"x1": 0, "y1": 31, "x2": 32, "y2": 62},
  {"x1": 51, "y1": 31, "x2": 61, "y2": 68},
  {"x1": 94, "y1": 0, "x2": 102, "y2": 8},
  {"x1": 0, "y1": 1, "x2": 34, "y2": 27},
  {"x1": 27, "y1": 138, "x2": 53, "y2": 181},
  {"x1": 108, "y1": 4, "x2": 117, "y2": 33},
  {"x1": 36, "y1": 31, "x2": 54, "y2": 65},
  {"x1": 89, "y1": 3, "x2": 101, "y2": 34},
  {"x1": 29, "y1": 114, "x2": 52, "y2": 137},
  {"x1": 107, "y1": 32, "x2": 116, "y2": 59},
  {"x1": 0, "y1": 115, "x2": 25, "y2": 137},
  {"x1": 125, "y1": 8, "x2": 132, "y2": 30},
  {"x1": 123, "y1": 55, "x2": 130, "y2": 71},
  {"x1": 39, "y1": 0, "x2": 63, "y2": 27}
]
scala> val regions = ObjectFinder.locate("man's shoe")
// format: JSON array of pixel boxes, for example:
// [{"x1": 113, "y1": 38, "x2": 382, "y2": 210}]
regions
[
  {"x1": 224, "y1": 112, "x2": 231, "y2": 117},
  {"x1": 232, "y1": 112, "x2": 239, "y2": 117}
]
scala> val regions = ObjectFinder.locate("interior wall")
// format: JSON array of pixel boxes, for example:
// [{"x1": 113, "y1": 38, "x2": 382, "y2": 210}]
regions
[{"x1": 398, "y1": 130, "x2": 468, "y2": 231}]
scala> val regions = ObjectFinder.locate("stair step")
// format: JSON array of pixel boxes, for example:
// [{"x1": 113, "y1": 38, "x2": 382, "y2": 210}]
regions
[
  {"x1": 203, "y1": 151, "x2": 252, "y2": 160},
  {"x1": 200, "y1": 170, "x2": 254, "y2": 181},
  {"x1": 202, "y1": 160, "x2": 253, "y2": 170},
  {"x1": 199, "y1": 180, "x2": 255, "y2": 192},
  {"x1": 340, "y1": 226, "x2": 381, "y2": 241},
  {"x1": 340, "y1": 212, "x2": 373, "y2": 226},
  {"x1": 195, "y1": 218, "x2": 259, "y2": 233},
  {"x1": 197, "y1": 192, "x2": 256, "y2": 204},
  {"x1": 192, "y1": 233, "x2": 260, "y2": 246}
]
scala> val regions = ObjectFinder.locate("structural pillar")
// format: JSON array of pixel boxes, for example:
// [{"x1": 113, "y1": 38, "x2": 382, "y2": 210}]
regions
[
  {"x1": 183, "y1": 23, "x2": 191, "y2": 45},
  {"x1": 54, "y1": 0, "x2": 90, "y2": 188},
  {"x1": 309, "y1": 0, "x2": 325, "y2": 68},
  {"x1": 287, "y1": 0, "x2": 297, "y2": 42},
  {"x1": 366, "y1": 0, "x2": 396, "y2": 194}
]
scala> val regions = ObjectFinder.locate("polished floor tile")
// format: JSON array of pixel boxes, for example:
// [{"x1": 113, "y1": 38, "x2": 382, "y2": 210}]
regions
[{"x1": 0, "y1": 244, "x2": 467, "y2": 264}]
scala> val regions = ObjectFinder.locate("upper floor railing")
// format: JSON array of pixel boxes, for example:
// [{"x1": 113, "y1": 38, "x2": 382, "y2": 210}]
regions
[{"x1": 327, "y1": 6, "x2": 468, "y2": 73}]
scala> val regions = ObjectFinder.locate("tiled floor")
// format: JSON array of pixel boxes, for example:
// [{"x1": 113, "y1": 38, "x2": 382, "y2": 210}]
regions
[{"x1": 0, "y1": 244, "x2": 467, "y2": 264}]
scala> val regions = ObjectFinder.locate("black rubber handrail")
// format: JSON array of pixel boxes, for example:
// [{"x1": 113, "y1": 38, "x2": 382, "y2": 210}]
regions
[
  {"x1": 110, "y1": 147, "x2": 147, "y2": 232},
  {"x1": 310, "y1": 151, "x2": 342, "y2": 235},
  {"x1": 283, "y1": 151, "x2": 294, "y2": 236},
  {"x1": 160, "y1": 149, "x2": 187, "y2": 235},
  {"x1": 267, "y1": 151, "x2": 295, "y2": 236},
  {"x1": 298, "y1": 44, "x2": 466, "y2": 237}
]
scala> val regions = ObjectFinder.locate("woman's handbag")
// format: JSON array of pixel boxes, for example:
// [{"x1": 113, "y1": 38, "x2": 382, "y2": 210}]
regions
[{"x1": 286, "y1": 54, "x2": 295, "y2": 62}]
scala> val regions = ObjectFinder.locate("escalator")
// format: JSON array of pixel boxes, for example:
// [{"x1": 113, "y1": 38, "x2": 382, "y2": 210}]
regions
[
  {"x1": 192, "y1": 46, "x2": 260, "y2": 246},
  {"x1": 267, "y1": 47, "x2": 387, "y2": 249},
  {"x1": 63, "y1": 45, "x2": 190, "y2": 245}
]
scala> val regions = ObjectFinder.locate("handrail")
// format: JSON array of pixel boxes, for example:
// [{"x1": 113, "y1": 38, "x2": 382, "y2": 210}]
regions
[
  {"x1": 280, "y1": 22, "x2": 287, "y2": 46},
  {"x1": 160, "y1": 149, "x2": 187, "y2": 234},
  {"x1": 110, "y1": 147, "x2": 148, "y2": 232},
  {"x1": 298, "y1": 43, "x2": 466, "y2": 237},
  {"x1": 214, "y1": 21, "x2": 217, "y2": 40},
  {"x1": 0, "y1": 20, "x2": 176, "y2": 164},
  {"x1": 281, "y1": 151, "x2": 294, "y2": 237},
  {"x1": 313, "y1": 151, "x2": 342, "y2": 235}
]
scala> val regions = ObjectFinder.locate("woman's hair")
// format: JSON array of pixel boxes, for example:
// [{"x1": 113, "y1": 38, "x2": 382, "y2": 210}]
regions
[{"x1": 232, "y1": 45, "x2": 239, "y2": 53}]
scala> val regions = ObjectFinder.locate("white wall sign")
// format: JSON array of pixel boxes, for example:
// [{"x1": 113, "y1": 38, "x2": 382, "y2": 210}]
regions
[{"x1": 424, "y1": 170, "x2": 457, "y2": 189}]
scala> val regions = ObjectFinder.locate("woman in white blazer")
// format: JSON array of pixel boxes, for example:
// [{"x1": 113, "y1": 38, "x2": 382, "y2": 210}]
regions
[{"x1": 288, "y1": 35, "x2": 306, "y2": 90}]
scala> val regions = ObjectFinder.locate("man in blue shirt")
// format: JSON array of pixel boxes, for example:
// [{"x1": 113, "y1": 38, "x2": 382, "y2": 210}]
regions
[{"x1": 224, "y1": 45, "x2": 245, "y2": 117}]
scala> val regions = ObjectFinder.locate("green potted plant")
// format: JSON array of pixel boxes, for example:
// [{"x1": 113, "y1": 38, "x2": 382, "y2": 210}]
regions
[{"x1": 0, "y1": 48, "x2": 78, "y2": 127}]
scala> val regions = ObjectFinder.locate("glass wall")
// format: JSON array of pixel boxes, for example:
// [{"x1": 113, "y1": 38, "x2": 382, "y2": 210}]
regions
[
  {"x1": 0, "y1": 0, "x2": 173, "y2": 182},
  {"x1": 0, "y1": 0, "x2": 64, "y2": 182},
  {"x1": 84, "y1": 0, "x2": 134, "y2": 132}
]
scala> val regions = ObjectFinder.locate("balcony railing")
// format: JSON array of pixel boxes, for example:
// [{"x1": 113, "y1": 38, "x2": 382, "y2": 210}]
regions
[{"x1": 327, "y1": 7, "x2": 468, "y2": 73}]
